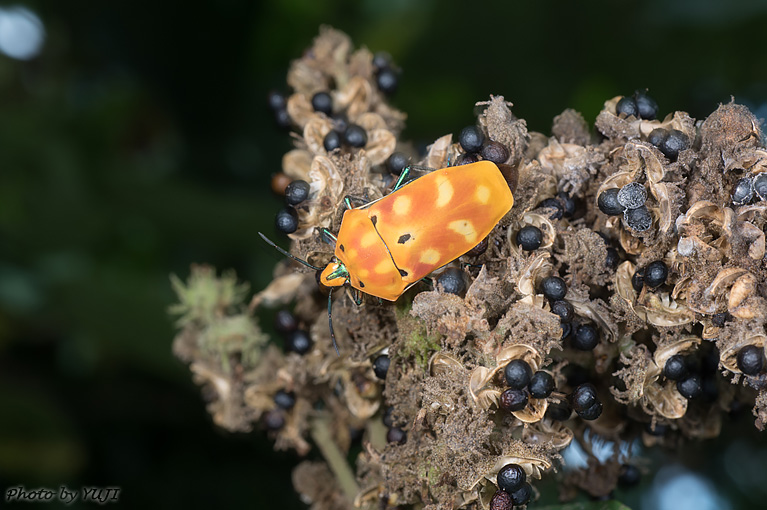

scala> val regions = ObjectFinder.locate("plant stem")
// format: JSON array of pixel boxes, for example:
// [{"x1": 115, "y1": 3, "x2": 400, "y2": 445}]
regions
[{"x1": 310, "y1": 414, "x2": 360, "y2": 503}]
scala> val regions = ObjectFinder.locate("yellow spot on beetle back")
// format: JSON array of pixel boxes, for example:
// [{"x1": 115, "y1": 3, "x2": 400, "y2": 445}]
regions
[
  {"x1": 475, "y1": 185, "x2": 490, "y2": 204},
  {"x1": 448, "y1": 219, "x2": 477, "y2": 243},
  {"x1": 419, "y1": 248, "x2": 441, "y2": 265},
  {"x1": 374, "y1": 260, "x2": 392, "y2": 274},
  {"x1": 436, "y1": 175, "x2": 454, "y2": 207},
  {"x1": 360, "y1": 231, "x2": 378, "y2": 248},
  {"x1": 393, "y1": 195, "x2": 411, "y2": 215}
]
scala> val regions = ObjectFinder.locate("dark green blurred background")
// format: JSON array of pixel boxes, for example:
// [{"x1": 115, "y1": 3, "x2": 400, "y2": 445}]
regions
[{"x1": 2, "y1": 1, "x2": 767, "y2": 508}]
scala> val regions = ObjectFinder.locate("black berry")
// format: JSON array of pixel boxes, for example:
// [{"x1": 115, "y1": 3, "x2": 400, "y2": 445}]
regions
[
  {"x1": 634, "y1": 90, "x2": 658, "y2": 120},
  {"x1": 263, "y1": 409, "x2": 285, "y2": 430},
  {"x1": 677, "y1": 374, "x2": 702, "y2": 399},
  {"x1": 500, "y1": 388, "x2": 529, "y2": 412},
  {"x1": 386, "y1": 427, "x2": 407, "y2": 444},
  {"x1": 323, "y1": 130, "x2": 342, "y2": 152},
  {"x1": 274, "y1": 108, "x2": 292, "y2": 129},
  {"x1": 275, "y1": 207, "x2": 299, "y2": 234},
  {"x1": 481, "y1": 140, "x2": 509, "y2": 164},
  {"x1": 311, "y1": 91, "x2": 333, "y2": 115},
  {"x1": 437, "y1": 267, "x2": 466, "y2": 296},
  {"x1": 732, "y1": 177, "x2": 754, "y2": 206},
  {"x1": 267, "y1": 90, "x2": 287, "y2": 111},
  {"x1": 539, "y1": 197, "x2": 564, "y2": 220},
  {"x1": 617, "y1": 182, "x2": 647, "y2": 210},
  {"x1": 382, "y1": 406, "x2": 395, "y2": 427},
  {"x1": 376, "y1": 68, "x2": 398, "y2": 95},
  {"x1": 505, "y1": 359, "x2": 533, "y2": 389},
  {"x1": 660, "y1": 129, "x2": 689, "y2": 160},
  {"x1": 663, "y1": 354, "x2": 688, "y2": 381},
  {"x1": 632, "y1": 269, "x2": 644, "y2": 292},
  {"x1": 497, "y1": 464, "x2": 526, "y2": 493},
  {"x1": 712, "y1": 312, "x2": 730, "y2": 327},
  {"x1": 618, "y1": 464, "x2": 641, "y2": 488},
  {"x1": 489, "y1": 490, "x2": 513, "y2": 510},
  {"x1": 624, "y1": 205, "x2": 652, "y2": 231},
  {"x1": 560, "y1": 321, "x2": 572, "y2": 341},
  {"x1": 285, "y1": 180, "x2": 311, "y2": 205},
  {"x1": 529, "y1": 371, "x2": 555, "y2": 399},
  {"x1": 459, "y1": 125, "x2": 484, "y2": 153},
  {"x1": 615, "y1": 96, "x2": 638, "y2": 117},
  {"x1": 598, "y1": 188, "x2": 624, "y2": 216},
  {"x1": 387, "y1": 152, "x2": 409, "y2": 175},
  {"x1": 540, "y1": 276, "x2": 567, "y2": 301},
  {"x1": 274, "y1": 390, "x2": 296, "y2": 410},
  {"x1": 644, "y1": 260, "x2": 668, "y2": 288},
  {"x1": 551, "y1": 300, "x2": 574, "y2": 322},
  {"x1": 343, "y1": 124, "x2": 368, "y2": 148},
  {"x1": 753, "y1": 173, "x2": 767, "y2": 201},
  {"x1": 274, "y1": 310, "x2": 298, "y2": 335},
  {"x1": 570, "y1": 383, "x2": 598, "y2": 413},
  {"x1": 648, "y1": 127, "x2": 668, "y2": 148},
  {"x1": 578, "y1": 401, "x2": 603, "y2": 420},
  {"x1": 737, "y1": 345, "x2": 764, "y2": 375},
  {"x1": 372, "y1": 51, "x2": 391, "y2": 70},
  {"x1": 573, "y1": 323, "x2": 599, "y2": 351},
  {"x1": 605, "y1": 247, "x2": 620, "y2": 270},
  {"x1": 467, "y1": 238, "x2": 488, "y2": 256},
  {"x1": 516, "y1": 226, "x2": 543, "y2": 251},
  {"x1": 373, "y1": 354, "x2": 390, "y2": 380},
  {"x1": 511, "y1": 482, "x2": 533, "y2": 505},
  {"x1": 558, "y1": 192, "x2": 576, "y2": 217},
  {"x1": 456, "y1": 153, "x2": 480, "y2": 166},
  {"x1": 287, "y1": 329, "x2": 313, "y2": 354},
  {"x1": 546, "y1": 402, "x2": 571, "y2": 421}
]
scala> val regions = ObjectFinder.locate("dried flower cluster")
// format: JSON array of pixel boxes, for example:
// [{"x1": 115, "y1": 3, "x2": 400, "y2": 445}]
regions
[{"x1": 171, "y1": 27, "x2": 767, "y2": 509}]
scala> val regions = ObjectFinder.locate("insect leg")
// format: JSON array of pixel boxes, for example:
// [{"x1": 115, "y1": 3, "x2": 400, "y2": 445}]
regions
[
  {"x1": 319, "y1": 228, "x2": 337, "y2": 247},
  {"x1": 351, "y1": 288, "x2": 364, "y2": 306},
  {"x1": 343, "y1": 195, "x2": 369, "y2": 210},
  {"x1": 328, "y1": 287, "x2": 340, "y2": 356}
]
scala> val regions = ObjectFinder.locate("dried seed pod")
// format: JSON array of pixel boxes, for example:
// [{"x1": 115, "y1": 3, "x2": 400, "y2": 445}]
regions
[{"x1": 721, "y1": 334, "x2": 767, "y2": 374}]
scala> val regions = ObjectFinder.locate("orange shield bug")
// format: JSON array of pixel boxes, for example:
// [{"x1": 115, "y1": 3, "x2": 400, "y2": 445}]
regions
[{"x1": 260, "y1": 160, "x2": 514, "y2": 354}]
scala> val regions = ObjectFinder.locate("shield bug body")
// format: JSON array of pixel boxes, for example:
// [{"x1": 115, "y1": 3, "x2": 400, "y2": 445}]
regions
[
  {"x1": 260, "y1": 160, "x2": 514, "y2": 353},
  {"x1": 320, "y1": 160, "x2": 514, "y2": 300}
]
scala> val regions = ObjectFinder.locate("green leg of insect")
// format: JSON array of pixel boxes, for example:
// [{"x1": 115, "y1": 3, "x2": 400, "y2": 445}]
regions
[
  {"x1": 392, "y1": 164, "x2": 436, "y2": 191},
  {"x1": 421, "y1": 276, "x2": 433, "y2": 287},
  {"x1": 351, "y1": 288, "x2": 364, "y2": 306},
  {"x1": 319, "y1": 227, "x2": 337, "y2": 247},
  {"x1": 343, "y1": 195, "x2": 369, "y2": 210}
]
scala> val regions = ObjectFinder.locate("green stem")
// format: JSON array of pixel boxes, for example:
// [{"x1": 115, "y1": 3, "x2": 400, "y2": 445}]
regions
[{"x1": 310, "y1": 415, "x2": 360, "y2": 503}]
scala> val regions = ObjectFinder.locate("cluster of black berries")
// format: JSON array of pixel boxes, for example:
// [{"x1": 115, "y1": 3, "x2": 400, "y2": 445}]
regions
[
  {"x1": 598, "y1": 181, "x2": 652, "y2": 232},
  {"x1": 648, "y1": 127, "x2": 690, "y2": 161},
  {"x1": 274, "y1": 309, "x2": 313, "y2": 355},
  {"x1": 311, "y1": 90, "x2": 369, "y2": 153},
  {"x1": 372, "y1": 52, "x2": 399, "y2": 95},
  {"x1": 458, "y1": 125, "x2": 510, "y2": 165},
  {"x1": 615, "y1": 90, "x2": 659, "y2": 120},
  {"x1": 382, "y1": 406, "x2": 407, "y2": 445},
  {"x1": 731, "y1": 173, "x2": 767, "y2": 206},
  {"x1": 267, "y1": 90, "x2": 292, "y2": 129},
  {"x1": 568, "y1": 382, "x2": 603, "y2": 420},
  {"x1": 662, "y1": 353, "x2": 702, "y2": 399},
  {"x1": 274, "y1": 180, "x2": 311, "y2": 234},
  {"x1": 631, "y1": 260, "x2": 668, "y2": 292},
  {"x1": 500, "y1": 359, "x2": 555, "y2": 413},
  {"x1": 263, "y1": 388, "x2": 297, "y2": 431},
  {"x1": 663, "y1": 344, "x2": 724, "y2": 401},
  {"x1": 490, "y1": 463, "x2": 532, "y2": 509},
  {"x1": 597, "y1": 232, "x2": 621, "y2": 270}
]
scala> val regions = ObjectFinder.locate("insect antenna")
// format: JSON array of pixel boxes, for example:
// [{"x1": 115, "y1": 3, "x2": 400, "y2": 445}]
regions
[
  {"x1": 258, "y1": 232, "x2": 322, "y2": 271},
  {"x1": 328, "y1": 287, "x2": 340, "y2": 356}
]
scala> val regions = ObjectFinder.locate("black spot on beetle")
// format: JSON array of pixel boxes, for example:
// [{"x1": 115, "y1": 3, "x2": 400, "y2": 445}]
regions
[
  {"x1": 339, "y1": 244, "x2": 345, "y2": 252},
  {"x1": 371, "y1": 215, "x2": 377, "y2": 226},
  {"x1": 358, "y1": 280, "x2": 365, "y2": 288},
  {"x1": 399, "y1": 269, "x2": 408, "y2": 277},
  {"x1": 398, "y1": 234, "x2": 411, "y2": 244}
]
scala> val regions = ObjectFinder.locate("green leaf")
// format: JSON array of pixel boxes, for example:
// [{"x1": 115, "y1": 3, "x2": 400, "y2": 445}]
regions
[{"x1": 535, "y1": 501, "x2": 632, "y2": 510}]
